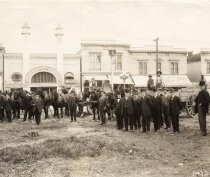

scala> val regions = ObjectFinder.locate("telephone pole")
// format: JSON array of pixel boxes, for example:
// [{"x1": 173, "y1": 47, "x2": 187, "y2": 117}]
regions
[{"x1": 153, "y1": 38, "x2": 159, "y2": 73}]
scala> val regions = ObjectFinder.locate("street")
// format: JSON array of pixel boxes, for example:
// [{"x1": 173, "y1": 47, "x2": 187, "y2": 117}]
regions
[{"x1": 0, "y1": 112, "x2": 209, "y2": 177}]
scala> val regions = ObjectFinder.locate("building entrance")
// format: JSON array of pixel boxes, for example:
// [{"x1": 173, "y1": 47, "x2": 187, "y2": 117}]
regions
[{"x1": 30, "y1": 71, "x2": 58, "y2": 93}]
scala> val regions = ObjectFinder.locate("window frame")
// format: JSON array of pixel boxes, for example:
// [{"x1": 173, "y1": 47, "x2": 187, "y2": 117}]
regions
[
  {"x1": 138, "y1": 61, "x2": 147, "y2": 75},
  {"x1": 11, "y1": 72, "x2": 22, "y2": 82},
  {"x1": 170, "y1": 61, "x2": 179, "y2": 74},
  {"x1": 114, "y1": 54, "x2": 122, "y2": 71},
  {"x1": 207, "y1": 62, "x2": 210, "y2": 74},
  {"x1": 89, "y1": 52, "x2": 102, "y2": 70}
]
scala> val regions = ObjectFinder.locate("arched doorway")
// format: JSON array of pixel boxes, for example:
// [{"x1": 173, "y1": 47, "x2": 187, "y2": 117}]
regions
[
  {"x1": 31, "y1": 72, "x2": 56, "y2": 83},
  {"x1": 30, "y1": 72, "x2": 57, "y2": 93},
  {"x1": 25, "y1": 66, "x2": 63, "y2": 92}
]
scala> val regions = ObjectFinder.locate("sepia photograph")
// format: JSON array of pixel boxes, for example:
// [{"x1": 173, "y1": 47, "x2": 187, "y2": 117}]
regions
[{"x1": 0, "y1": 0, "x2": 209, "y2": 176}]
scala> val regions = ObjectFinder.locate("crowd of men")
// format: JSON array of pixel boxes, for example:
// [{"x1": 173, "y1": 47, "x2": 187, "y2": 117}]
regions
[
  {"x1": 0, "y1": 77, "x2": 209, "y2": 136},
  {"x1": 89, "y1": 75, "x2": 209, "y2": 136},
  {"x1": 90, "y1": 87, "x2": 182, "y2": 134}
]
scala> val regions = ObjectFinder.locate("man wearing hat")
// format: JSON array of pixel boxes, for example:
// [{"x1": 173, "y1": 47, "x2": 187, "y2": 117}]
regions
[
  {"x1": 147, "y1": 75, "x2": 154, "y2": 91},
  {"x1": 120, "y1": 89, "x2": 135, "y2": 131},
  {"x1": 151, "y1": 88, "x2": 162, "y2": 132},
  {"x1": 156, "y1": 71, "x2": 163, "y2": 89},
  {"x1": 0, "y1": 92, "x2": 5, "y2": 122},
  {"x1": 140, "y1": 89, "x2": 152, "y2": 132},
  {"x1": 169, "y1": 88, "x2": 182, "y2": 133},
  {"x1": 195, "y1": 81, "x2": 210, "y2": 136},
  {"x1": 162, "y1": 88, "x2": 171, "y2": 129}
]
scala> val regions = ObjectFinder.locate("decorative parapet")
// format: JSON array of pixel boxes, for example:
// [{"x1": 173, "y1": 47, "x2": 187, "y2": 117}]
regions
[{"x1": 30, "y1": 53, "x2": 57, "y2": 59}]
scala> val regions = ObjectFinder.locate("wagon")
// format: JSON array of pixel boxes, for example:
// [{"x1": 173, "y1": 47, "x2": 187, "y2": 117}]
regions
[{"x1": 178, "y1": 86, "x2": 198, "y2": 118}]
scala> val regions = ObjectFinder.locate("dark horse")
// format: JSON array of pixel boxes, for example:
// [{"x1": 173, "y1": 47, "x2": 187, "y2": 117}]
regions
[
  {"x1": 50, "y1": 91, "x2": 65, "y2": 118},
  {"x1": 39, "y1": 90, "x2": 51, "y2": 119},
  {"x1": 10, "y1": 88, "x2": 26, "y2": 119}
]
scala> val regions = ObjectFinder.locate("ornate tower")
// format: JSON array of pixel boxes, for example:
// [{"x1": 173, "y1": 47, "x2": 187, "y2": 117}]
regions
[
  {"x1": 55, "y1": 24, "x2": 64, "y2": 85},
  {"x1": 21, "y1": 22, "x2": 30, "y2": 90}
]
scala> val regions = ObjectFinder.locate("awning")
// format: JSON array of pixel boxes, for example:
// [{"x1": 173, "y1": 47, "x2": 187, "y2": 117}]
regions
[
  {"x1": 132, "y1": 76, "x2": 148, "y2": 87},
  {"x1": 132, "y1": 75, "x2": 191, "y2": 88},
  {"x1": 110, "y1": 76, "x2": 134, "y2": 85},
  {"x1": 83, "y1": 75, "x2": 109, "y2": 81},
  {"x1": 161, "y1": 75, "x2": 191, "y2": 87},
  {"x1": 203, "y1": 75, "x2": 210, "y2": 83}
]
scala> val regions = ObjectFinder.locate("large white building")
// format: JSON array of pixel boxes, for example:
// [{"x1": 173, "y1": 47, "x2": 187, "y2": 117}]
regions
[
  {"x1": 0, "y1": 23, "x2": 81, "y2": 92},
  {"x1": 0, "y1": 23, "x2": 192, "y2": 92},
  {"x1": 81, "y1": 41, "x2": 191, "y2": 91}
]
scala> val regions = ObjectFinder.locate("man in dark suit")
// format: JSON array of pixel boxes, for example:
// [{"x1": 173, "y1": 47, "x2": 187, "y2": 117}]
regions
[
  {"x1": 162, "y1": 88, "x2": 171, "y2": 129},
  {"x1": 0, "y1": 92, "x2": 5, "y2": 122},
  {"x1": 141, "y1": 89, "x2": 153, "y2": 132},
  {"x1": 4, "y1": 93, "x2": 12, "y2": 122},
  {"x1": 120, "y1": 89, "x2": 135, "y2": 131},
  {"x1": 115, "y1": 93, "x2": 123, "y2": 130},
  {"x1": 195, "y1": 81, "x2": 210, "y2": 136},
  {"x1": 30, "y1": 93, "x2": 44, "y2": 122},
  {"x1": 169, "y1": 89, "x2": 182, "y2": 133},
  {"x1": 133, "y1": 93, "x2": 141, "y2": 130},
  {"x1": 151, "y1": 88, "x2": 161, "y2": 132}
]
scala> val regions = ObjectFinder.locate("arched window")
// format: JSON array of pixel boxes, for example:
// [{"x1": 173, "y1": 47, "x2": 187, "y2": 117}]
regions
[
  {"x1": 65, "y1": 72, "x2": 75, "y2": 84},
  {"x1": 31, "y1": 72, "x2": 56, "y2": 83},
  {"x1": 11, "y1": 72, "x2": 22, "y2": 82}
]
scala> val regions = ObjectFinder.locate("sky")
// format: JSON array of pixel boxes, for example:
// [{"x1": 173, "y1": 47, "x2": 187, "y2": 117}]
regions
[{"x1": 0, "y1": 0, "x2": 210, "y2": 53}]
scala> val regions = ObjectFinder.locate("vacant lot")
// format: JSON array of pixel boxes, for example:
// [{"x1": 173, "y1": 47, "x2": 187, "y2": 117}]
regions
[{"x1": 0, "y1": 112, "x2": 209, "y2": 177}]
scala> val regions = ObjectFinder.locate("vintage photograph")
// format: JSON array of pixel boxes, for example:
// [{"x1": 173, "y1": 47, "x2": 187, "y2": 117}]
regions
[{"x1": 0, "y1": 0, "x2": 209, "y2": 176}]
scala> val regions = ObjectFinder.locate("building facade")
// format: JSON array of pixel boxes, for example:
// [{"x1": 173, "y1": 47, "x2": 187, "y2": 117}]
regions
[
  {"x1": 200, "y1": 49, "x2": 210, "y2": 84},
  {"x1": 81, "y1": 42, "x2": 191, "y2": 90},
  {"x1": 0, "y1": 53, "x2": 80, "y2": 92},
  {"x1": 0, "y1": 23, "x2": 80, "y2": 92},
  {"x1": 0, "y1": 23, "x2": 192, "y2": 92},
  {"x1": 187, "y1": 50, "x2": 210, "y2": 85}
]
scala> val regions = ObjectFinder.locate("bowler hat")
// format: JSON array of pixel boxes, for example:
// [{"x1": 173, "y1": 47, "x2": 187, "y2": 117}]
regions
[
  {"x1": 100, "y1": 91, "x2": 105, "y2": 94},
  {"x1": 125, "y1": 89, "x2": 130, "y2": 93},
  {"x1": 157, "y1": 71, "x2": 162, "y2": 74},
  {"x1": 148, "y1": 75, "x2": 152, "y2": 77},
  {"x1": 170, "y1": 88, "x2": 175, "y2": 93},
  {"x1": 199, "y1": 80, "x2": 206, "y2": 86}
]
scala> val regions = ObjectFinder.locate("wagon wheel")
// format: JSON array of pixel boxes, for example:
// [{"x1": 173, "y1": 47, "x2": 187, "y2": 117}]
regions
[{"x1": 186, "y1": 95, "x2": 197, "y2": 118}]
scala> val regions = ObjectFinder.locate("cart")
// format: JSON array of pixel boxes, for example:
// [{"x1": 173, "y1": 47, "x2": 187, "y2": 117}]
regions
[{"x1": 178, "y1": 86, "x2": 199, "y2": 118}]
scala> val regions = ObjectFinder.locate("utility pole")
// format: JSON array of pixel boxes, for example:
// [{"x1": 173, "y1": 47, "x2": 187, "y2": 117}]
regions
[
  {"x1": 80, "y1": 56, "x2": 82, "y2": 92},
  {"x1": 2, "y1": 52, "x2": 4, "y2": 91},
  {"x1": 109, "y1": 49, "x2": 116, "y2": 92},
  {"x1": 154, "y1": 38, "x2": 159, "y2": 73}
]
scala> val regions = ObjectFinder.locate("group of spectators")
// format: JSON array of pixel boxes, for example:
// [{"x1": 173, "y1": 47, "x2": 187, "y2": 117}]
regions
[{"x1": 91, "y1": 87, "x2": 182, "y2": 134}]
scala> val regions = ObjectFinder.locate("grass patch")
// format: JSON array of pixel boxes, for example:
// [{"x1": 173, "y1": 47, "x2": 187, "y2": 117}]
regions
[
  {"x1": 0, "y1": 135, "x2": 139, "y2": 165},
  {"x1": 0, "y1": 135, "x2": 106, "y2": 164}
]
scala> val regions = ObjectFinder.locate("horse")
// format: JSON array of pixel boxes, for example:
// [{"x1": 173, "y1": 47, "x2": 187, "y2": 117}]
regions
[
  {"x1": 41, "y1": 91, "x2": 51, "y2": 119},
  {"x1": 50, "y1": 91, "x2": 65, "y2": 118},
  {"x1": 105, "y1": 92, "x2": 115, "y2": 120},
  {"x1": 10, "y1": 88, "x2": 27, "y2": 120}
]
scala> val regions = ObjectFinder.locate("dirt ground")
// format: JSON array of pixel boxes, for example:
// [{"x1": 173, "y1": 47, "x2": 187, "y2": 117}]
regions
[{"x1": 0, "y1": 111, "x2": 209, "y2": 177}]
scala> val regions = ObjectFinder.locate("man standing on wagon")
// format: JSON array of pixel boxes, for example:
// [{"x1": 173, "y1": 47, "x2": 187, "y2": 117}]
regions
[{"x1": 195, "y1": 81, "x2": 210, "y2": 136}]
